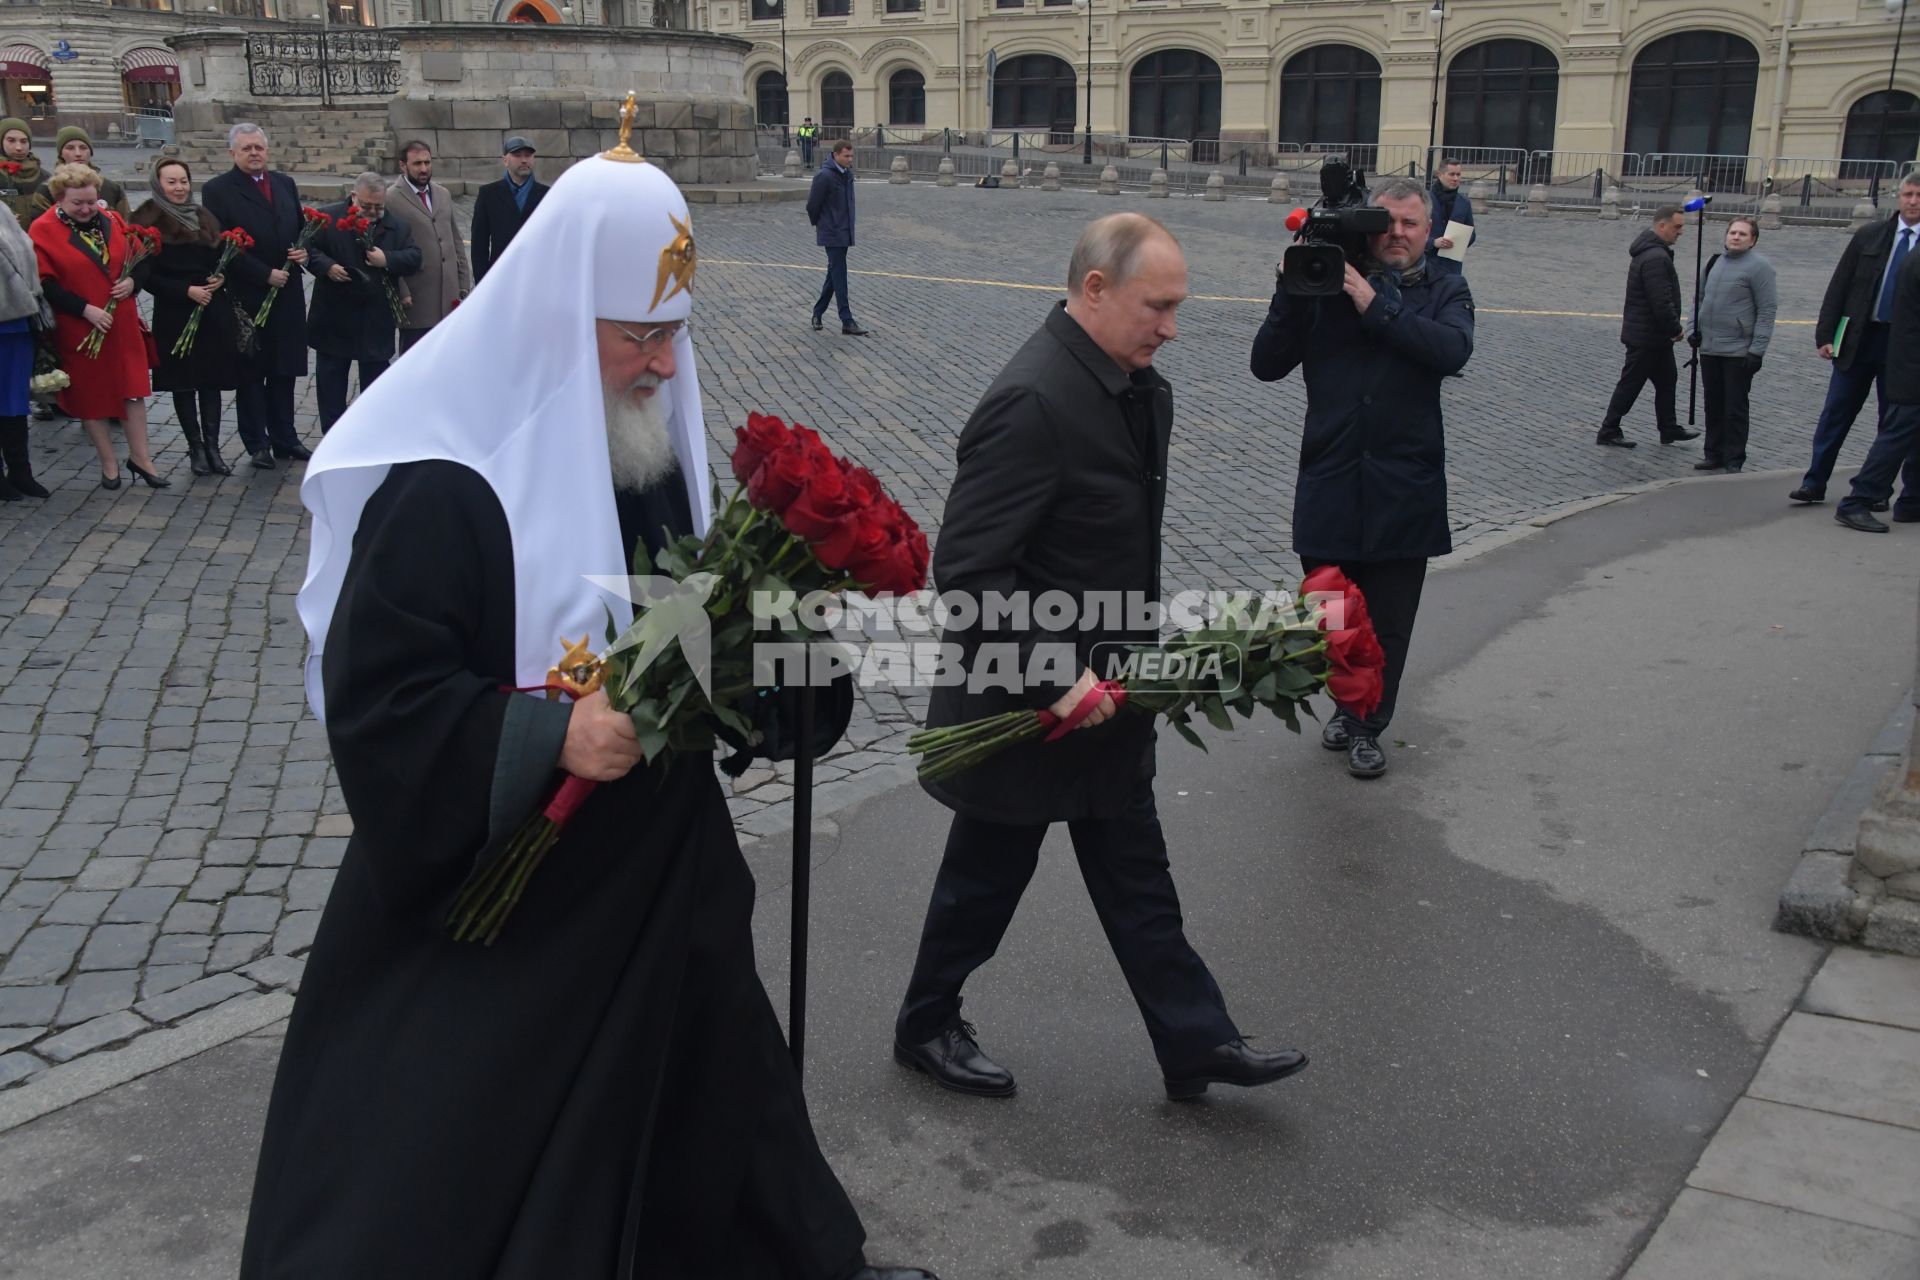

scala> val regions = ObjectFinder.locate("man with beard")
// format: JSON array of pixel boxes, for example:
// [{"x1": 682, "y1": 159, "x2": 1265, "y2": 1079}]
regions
[
  {"x1": 243, "y1": 113, "x2": 935, "y2": 1280},
  {"x1": 386, "y1": 140, "x2": 471, "y2": 354},
  {"x1": 1251, "y1": 175, "x2": 1475, "y2": 779}
]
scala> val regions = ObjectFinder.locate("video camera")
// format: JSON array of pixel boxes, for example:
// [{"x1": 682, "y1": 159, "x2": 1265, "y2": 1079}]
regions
[{"x1": 1282, "y1": 157, "x2": 1391, "y2": 297}]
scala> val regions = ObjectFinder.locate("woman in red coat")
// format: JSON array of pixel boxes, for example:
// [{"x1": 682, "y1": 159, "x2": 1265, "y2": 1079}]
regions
[{"x1": 29, "y1": 162, "x2": 164, "y2": 489}]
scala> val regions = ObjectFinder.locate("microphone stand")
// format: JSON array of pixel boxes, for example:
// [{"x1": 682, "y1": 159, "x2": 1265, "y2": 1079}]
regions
[{"x1": 1686, "y1": 194, "x2": 1712, "y2": 426}]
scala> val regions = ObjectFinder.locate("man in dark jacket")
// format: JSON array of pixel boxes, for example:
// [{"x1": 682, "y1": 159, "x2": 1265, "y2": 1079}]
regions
[
  {"x1": 201, "y1": 122, "x2": 312, "y2": 469},
  {"x1": 1836, "y1": 244, "x2": 1920, "y2": 531},
  {"x1": 1597, "y1": 207, "x2": 1699, "y2": 449},
  {"x1": 806, "y1": 140, "x2": 868, "y2": 336},
  {"x1": 305, "y1": 174, "x2": 422, "y2": 433},
  {"x1": 470, "y1": 136, "x2": 547, "y2": 284},
  {"x1": 1794, "y1": 174, "x2": 1920, "y2": 511},
  {"x1": 1425, "y1": 157, "x2": 1475, "y2": 276},
  {"x1": 893, "y1": 213, "x2": 1307, "y2": 1104},
  {"x1": 1251, "y1": 175, "x2": 1475, "y2": 779}
]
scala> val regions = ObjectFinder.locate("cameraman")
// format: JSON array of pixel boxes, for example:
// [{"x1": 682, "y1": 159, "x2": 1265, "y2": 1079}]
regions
[{"x1": 1250, "y1": 175, "x2": 1474, "y2": 780}]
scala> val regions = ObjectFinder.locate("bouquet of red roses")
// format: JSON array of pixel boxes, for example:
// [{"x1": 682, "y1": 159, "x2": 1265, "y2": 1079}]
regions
[
  {"x1": 250, "y1": 205, "x2": 332, "y2": 328},
  {"x1": 172, "y1": 226, "x2": 254, "y2": 358},
  {"x1": 907, "y1": 565, "x2": 1386, "y2": 782},
  {"x1": 80, "y1": 219, "x2": 161, "y2": 359},
  {"x1": 334, "y1": 211, "x2": 409, "y2": 328},
  {"x1": 446, "y1": 412, "x2": 929, "y2": 944}
]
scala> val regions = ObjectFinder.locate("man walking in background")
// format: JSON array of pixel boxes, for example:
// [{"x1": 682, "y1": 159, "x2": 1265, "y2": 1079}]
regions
[
  {"x1": 1596, "y1": 207, "x2": 1699, "y2": 450},
  {"x1": 1836, "y1": 232, "x2": 1920, "y2": 532},
  {"x1": 807, "y1": 140, "x2": 868, "y2": 337},
  {"x1": 1426, "y1": 157, "x2": 1475, "y2": 276},
  {"x1": 1793, "y1": 172, "x2": 1920, "y2": 511},
  {"x1": 470, "y1": 136, "x2": 547, "y2": 284},
  {"x1": 386, "y1": 141, "x2": 470, "y2": 355}
]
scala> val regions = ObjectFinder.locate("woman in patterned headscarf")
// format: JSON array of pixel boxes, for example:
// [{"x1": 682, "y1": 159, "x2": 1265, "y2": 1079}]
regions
[{"x1": 132, "y1": 154, "x2": 237, "y2": 476}]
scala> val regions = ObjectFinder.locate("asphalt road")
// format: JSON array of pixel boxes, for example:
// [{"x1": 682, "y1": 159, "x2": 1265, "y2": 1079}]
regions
[{"x1": 2, "y1": 471, "x2": 1913, "y2": 1279}]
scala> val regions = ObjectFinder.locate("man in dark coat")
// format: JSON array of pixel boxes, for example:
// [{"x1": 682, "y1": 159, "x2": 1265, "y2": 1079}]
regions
[
  {"x1": 1425, "y1": 156, "x2": 1475, "y2": 276},
  {"x1": 1596, "y1": 206, "x2": 1699, "y2": 449},
  {"x1": 1794, "y1": 173, "x2": 1920, "y2": 511},
  {"x1": 1835, "y1": 243, "x2": 1920, "y2": 532},
  {"x1": 806, "y1": 140, "x2": 868, "y2": 336},
  {"x1": 201, "y1": 121, "x2": 312, "y2": 469},
  {"x1": 245, "y1": 145, "x2": 933, "y2": 1280},
  {"x1": 894, "y1": 212, "x2": 1308, "y2": 1104},
  {"x1": 304, "y1": 173, "x2": 422, "y2": 432},
  {"x1": 471, "y1": 136, "x2": 548, "y2": 284},
  {"x1": 1251, "y1": 175, "x2": 1475, "y2": 779}
]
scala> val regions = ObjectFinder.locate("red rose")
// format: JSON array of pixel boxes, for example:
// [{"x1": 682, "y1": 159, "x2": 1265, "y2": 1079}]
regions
[
  {"x1": 1303, "y1": 566, "x2": 1384, "y2": 718},
  {"x1": 731, "y1": 412, "x2": 792, "y2": 486},
  {"x1": 843, "y1": 519, "x2": 898, "y2": 586},
  {"x1": 747, "y1": 438, "x2": 813, "y2": 513},
  {"x1": 783, "y1": 453, "x2": 857, "y2": 542}
]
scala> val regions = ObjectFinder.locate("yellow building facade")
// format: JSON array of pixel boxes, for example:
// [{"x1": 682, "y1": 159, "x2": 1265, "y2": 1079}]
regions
[{"x1": 699, "y1": 0, "x2": 1920, "y2": 174}]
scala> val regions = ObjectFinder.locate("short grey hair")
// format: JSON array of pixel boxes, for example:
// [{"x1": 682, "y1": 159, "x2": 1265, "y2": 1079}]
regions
[
  {"x1": 1369, "y1": 176, "x2": 1428, "y2": 208},
  {"x1": 352, "y1": 171, "x2": 385, "y2": 195},
  {"x1": 1067, "y1": 212, "x2": 1178, "y2": 294},
  {"x1": 227, "y1": 122, "x2": 266, "y2": 149}
]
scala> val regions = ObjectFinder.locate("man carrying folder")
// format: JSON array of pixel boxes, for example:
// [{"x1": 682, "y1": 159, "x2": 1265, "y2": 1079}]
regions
[
  {"x1": 1426, "y1": 158, "x2": 1476, "y2": 276},
  {"x1": 1793, "y1": 172, "x2": 1920, "y2": 508}
]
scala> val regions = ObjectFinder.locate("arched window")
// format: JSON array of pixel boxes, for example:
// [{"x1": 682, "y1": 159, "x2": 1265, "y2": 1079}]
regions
[
  {"x1": 819, "y1": 70, "x2": 853, "y2": 134},
  {"x1": 888, "y1": 69, "x2": 926, "y2": 126},
  {"x1": 1129, "y1": 49, "x2": 1221, "y2": 154},
  {"x1": 1842, "y1": 90, "x2": 1920, "y2": 180},
  {"x1": 1444, "y1": 39, "x2": 1558, "y2": 156},
  {"x1": 1278, "y1": 45, "x2": 1381, "y2": 151},
  {"x1": 506, "y1": 2, "x2": 549, "y2": 20},
  {"x1": 755, "y1": 70, "x2": 788, "y2": 129},
  {"x1": 991, "y1": 53, "x2": 1075, "y2": 137},
  {"x1": 1625, "y1": 32, "x2": 1759, "y2": 162}
]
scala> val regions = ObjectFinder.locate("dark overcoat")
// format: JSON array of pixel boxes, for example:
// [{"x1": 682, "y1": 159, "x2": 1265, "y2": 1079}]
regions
[
  {"x1": 1250, "y1": 264, "x2": 1475, "y2": 563},
  {"x1": 1817, "y1": 213, "x2": 1915, "y2": 370},
  {"x1": 806, "y1": 158, "x2": 855, "y2": 248},
  {"x1": 129, "y1": 201, "x2": 241, "y2": 392},
  {"x1": 1618, "y1": 228, "x2": 1682, "y2": 348},
  {"x1": 470, "y1": 174, "x2": 548, "y2": 283},
  {"x1": 303, "y1": 199, "x2": 422, "y2": 363},
  {"x1": 200, "y1": 166, "x2": 309, "y2": 379},
  {"x1": 920, "y1": 303, "x2": 1168, "y2": 826}
]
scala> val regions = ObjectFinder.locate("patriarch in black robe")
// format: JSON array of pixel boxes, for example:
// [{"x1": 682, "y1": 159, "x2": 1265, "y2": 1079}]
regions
[{"x1": 243, "y1": 131, "x2": 934, "y2": 1280}]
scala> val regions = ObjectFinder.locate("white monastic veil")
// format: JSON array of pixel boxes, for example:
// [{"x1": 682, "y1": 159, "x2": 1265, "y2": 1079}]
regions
[{"x1": 295, "y1": 154, "x2": 714, "y2": 722}]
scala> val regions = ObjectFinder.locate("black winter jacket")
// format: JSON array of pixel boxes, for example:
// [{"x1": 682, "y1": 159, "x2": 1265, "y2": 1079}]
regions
[{"x1": 1620, "y1": 228, "x2": 1682, "y2": 348}]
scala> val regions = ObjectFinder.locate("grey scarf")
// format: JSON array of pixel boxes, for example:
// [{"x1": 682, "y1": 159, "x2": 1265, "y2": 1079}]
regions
[{"x1": 0, "y1": 212, "x2": 42, "y2": 325}]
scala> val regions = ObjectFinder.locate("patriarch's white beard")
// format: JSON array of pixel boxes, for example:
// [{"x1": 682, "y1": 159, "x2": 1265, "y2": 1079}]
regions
[{"x1": 605, "y1": 380, "x2": 678, "y2": 493}]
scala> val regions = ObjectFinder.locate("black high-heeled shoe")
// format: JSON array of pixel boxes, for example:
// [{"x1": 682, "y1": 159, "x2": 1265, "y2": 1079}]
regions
[
  {"x1": 101, "y1": 470, "x2": 122, "y2": 490},
  {"x1": 125, "y1": 457, "x2": 170, "y2": 489}
]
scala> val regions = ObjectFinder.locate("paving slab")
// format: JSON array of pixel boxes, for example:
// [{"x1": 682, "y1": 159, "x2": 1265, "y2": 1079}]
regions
[
  {"x1": 1802, "y1": 950, "x2": 1920, "y2": 1032},
  {"x1": 1626, "y1": 1188, "x2": 1920, "y2": 1280},
  {"x1": 1747, "y1": 1012, "x2": 1920, "y2": 1132},
  {"x1": 1688, "y1": 1097, "x2": 1920, "y2": 1238}
]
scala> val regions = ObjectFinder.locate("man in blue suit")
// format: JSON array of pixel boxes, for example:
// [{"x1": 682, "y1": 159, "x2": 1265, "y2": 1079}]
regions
[{"x1": 806, "y1": 140, "x2": 868, "y2": 337}]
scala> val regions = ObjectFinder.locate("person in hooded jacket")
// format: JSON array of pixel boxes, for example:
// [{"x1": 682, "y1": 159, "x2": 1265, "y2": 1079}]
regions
[{"x1": 1596, "y1": 207, "x2": 1700, "y2": 449}]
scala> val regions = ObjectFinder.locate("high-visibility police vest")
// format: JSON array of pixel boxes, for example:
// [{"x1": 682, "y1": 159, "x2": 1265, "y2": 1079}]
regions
[{"x1": 796, "y1": 124, "x2": 817, "y2": 140}]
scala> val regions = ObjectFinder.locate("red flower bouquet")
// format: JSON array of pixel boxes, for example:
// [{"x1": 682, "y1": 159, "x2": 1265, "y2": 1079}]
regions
[
  {"x1": 172, "y1": 225, "x2": 254, "y2": 358},
  {"x1": 80, "y1": 219, "x2": 161, "y2": 359},
  {"x1": 251, "y1": 205, "x2": 332, "y2": 328},
  {"x1": 446, "y1": 412, "x2": 928, "y2": 944}
]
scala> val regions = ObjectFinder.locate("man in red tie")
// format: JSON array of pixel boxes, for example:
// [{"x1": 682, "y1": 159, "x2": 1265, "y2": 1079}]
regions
[{"x1": 201, "y1": 123, "x2": 313, "y2": 469}]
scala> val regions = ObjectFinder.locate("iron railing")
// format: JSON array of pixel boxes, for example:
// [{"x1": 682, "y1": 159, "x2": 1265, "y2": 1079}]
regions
[{"x1": 245, "y1": 31, "x2": 401, "y2": 105}]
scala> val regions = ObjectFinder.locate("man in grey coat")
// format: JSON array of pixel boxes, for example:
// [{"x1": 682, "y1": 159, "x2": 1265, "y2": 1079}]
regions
[
  {"x1": 387, "y1": 141, "x2": 471, "y2": 355},
  {"x1": 1689, "y1": 215, "x2": 1777, "y2": 473}
]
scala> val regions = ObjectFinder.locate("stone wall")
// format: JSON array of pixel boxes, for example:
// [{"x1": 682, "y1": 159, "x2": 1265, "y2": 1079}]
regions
[{"x1": 165, "y1": 24, "x2": 756, "y2": 188}]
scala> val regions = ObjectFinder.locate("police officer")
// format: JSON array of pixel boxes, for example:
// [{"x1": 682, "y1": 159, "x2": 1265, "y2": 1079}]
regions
[{"x1": 796, "y1": 117, "x2": 818, "y2": 168}]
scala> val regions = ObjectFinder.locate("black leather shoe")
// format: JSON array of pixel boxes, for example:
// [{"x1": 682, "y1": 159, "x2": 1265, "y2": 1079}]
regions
[
  {"x1": 1872, "y1": 500, "x2": 1891, "y2": 512},
  {"x1": 810, "y1": 314, "x2": 824, "y2": 331},
  {"x1": 250, "y1": 450, "x2": 276, "y2": 470},
  {"x1": 1723, "y1": 461, "x2": 1744, "y2": 473},
  {"x1": 1660, "y1": 428, "x2": 1701, "y2": 443},
  {"x1": 125, "y1": 457, "x2": 170, "y2": 489},
  {"x1": 1836, "y1": 507, "x2": 1891, "y2": 533},
  {"x1": 845, "y1": 1268, "x2": 940, "y2": 1280},
  {"x1": 893, "y1": 1020, "x2": 1015, "y2": 1097},
  {"x1": 1348, "y1": 734, "x2": 1387, "y2": 778},
  {"x1": 274, "y1": 443, "x2": 313, "y2": 462},
  {"x1": 842, "y1": 323, "x2": 870, "y2": 337},
  {"x1": 1320, "y1": 714, "x2": 1353, "y2": 752},
  {"x1": 1163, "y1": 1039, "x2": 1308, "y2": 1100},
  {"x1": 100, "y1": 471, "x2": 121, "y2": 491},
  {"x1": 1596, "y1": 431, "x2": 1637, "y2": 449},
  {"x1": 1788, "y1": 487, "x2": 1825, "y2": 504},
  {"x1": 1693, "y1": 460, "x2": 1724, "y2": 471}
]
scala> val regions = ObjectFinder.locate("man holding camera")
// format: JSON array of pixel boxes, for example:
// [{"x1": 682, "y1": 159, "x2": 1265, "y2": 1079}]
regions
[{"x1": 1250, "y1": 176, "x2": 1474, "y2": 779}]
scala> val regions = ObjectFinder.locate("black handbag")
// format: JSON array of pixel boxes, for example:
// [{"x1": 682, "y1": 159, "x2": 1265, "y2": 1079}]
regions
[{"x1": 228, "y1": 294, "x2": 260, "y2": 357}]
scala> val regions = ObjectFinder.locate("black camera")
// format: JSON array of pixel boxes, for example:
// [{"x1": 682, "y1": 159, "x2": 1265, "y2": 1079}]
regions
[{"x1": 1282, "y1": 158, "x2": 1390, "y2": 297}]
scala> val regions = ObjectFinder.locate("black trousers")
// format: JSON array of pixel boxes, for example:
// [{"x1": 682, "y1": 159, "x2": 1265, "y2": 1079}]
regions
[
  {"x1": 1300, "y1": 556, "x2": 1428, "y2": 737},
  {"x1": 812, "y1": 246, "x2": 853, "y2": 326},
  {"x1": 234, "y1": 375, "x2": 301, "y2": 455},
  {"x1": 397, "y1": 327, "x2": 428, "y2": 355},
  {"x1": 1700, "y1": 355, "x2": 1755, "y2": 467},
  {"x1": 1601, "y1": 342, "x2": 1678, "y2": 436},
  {"x1": 315, "y1": 353, "x2": 390, "y2": 433},
  {"x1": 1841, "y1": 402, "x2": 1920, "y2": 516},
  {"x1": 896, "y1": 779, "x2": 1239, "y2": 1069}
]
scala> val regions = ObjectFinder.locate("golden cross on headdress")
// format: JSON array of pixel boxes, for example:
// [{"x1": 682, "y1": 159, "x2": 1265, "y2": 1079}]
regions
[{"x1": 601, "y1": 91, "x2": 643, "y2": 164}]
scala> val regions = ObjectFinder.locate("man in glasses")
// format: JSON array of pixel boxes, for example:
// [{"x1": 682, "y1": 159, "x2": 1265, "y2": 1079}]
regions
[{"x1": 304, "y1": 171, "x2": 422, "y2": 433}]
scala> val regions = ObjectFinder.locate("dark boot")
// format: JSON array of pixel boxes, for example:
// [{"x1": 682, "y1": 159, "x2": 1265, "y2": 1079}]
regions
[
  {"x1": 200, "y1": 394, "x2": 233, "y2": 475},
  {"x1": 0, "y1": 416, "x2": 47, "y2": 498},
  {"x1": 178, "y1": 414, "x2": 211, "y2": 477}
]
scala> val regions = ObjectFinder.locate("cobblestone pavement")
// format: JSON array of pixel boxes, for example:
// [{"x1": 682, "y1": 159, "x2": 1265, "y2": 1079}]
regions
[{"x1": 0, "y1": 182, "x2": 1889, "y2": 1091}]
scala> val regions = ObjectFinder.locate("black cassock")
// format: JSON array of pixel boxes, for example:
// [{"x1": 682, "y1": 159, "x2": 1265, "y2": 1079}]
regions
[{"x1": 241, "y1": 460, "x2": 866, "y2": 1280}]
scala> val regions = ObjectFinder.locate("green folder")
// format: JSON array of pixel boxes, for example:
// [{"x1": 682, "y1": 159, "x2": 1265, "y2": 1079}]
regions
[{"x1": 1833, "y1": 316, "x2": 1849, "y2": 352}]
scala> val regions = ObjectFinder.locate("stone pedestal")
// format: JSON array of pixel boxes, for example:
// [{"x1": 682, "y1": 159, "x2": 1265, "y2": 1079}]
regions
[
  {"x1": 1600, "y1": 187, "x2": 1620, "y2": 220},
  {"x1": 1099, "y1": 165, "x2": 1119, "y2": 196},
  {"x1": 889, "y1": 155, "x2": 910, "y2": 184},
  {"x1": 936, "y1": 156, "x2": 955, "y2": 187},
  {"x1": 1468, "y1": 178, "x2": 1491, "y2": 204},
  {"x1": 1000, "y1": 158, "x2": 1019, "y2": 186},
  {"x1": 1524, "y1": 184, "x2": 1549, "y2": 217},
  {"x1": 784, "y1": 150, "x2": 801, "y2": 179},
  {"x1": 1041, "y1": 162, "x2": 1060, "y2": 192},
  {"x1": 1852, "y1": 199, "x2": 1880, "y2": 233},
  {"x1": 1204, "y1": 169, "x2": 1225, "y2": 201},
  {"x1": 1269, "y1": 173, "x2": 1290, "y2": 204},
  {"x1": 1760, "y1": 192, "x2": 1784, "y2": 230},
  {"x1": 1148, "y1": 168, "x2": 1168, "y2": 198}
]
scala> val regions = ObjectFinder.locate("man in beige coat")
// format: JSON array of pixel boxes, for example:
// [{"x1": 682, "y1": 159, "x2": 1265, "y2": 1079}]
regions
[{"x1": 387, "y1": 141, "x2": 472, "y2": 355}]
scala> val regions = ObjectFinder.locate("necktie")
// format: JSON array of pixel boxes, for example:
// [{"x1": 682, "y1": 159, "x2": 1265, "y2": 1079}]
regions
[
  {"x1": 418, "y1": 184, "x2": 432, "y2": 215},
  {"x1": 1881, "y1": 227, "x2": 1912, "y2": 322},
  {"x1": 253, "y1": 173, "x2": 271, "y2": 205}
]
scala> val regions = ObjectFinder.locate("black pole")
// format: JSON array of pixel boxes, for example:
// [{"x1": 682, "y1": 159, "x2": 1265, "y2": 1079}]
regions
[
  {"x1": 1425, "y1": 4, "x2": 1443, "y2": 184},
  {"x1": 1893, "y1": 0, "x2": 1909, "y2": 94},
  {"x1": 1688, "y1": 204, "x2": 1706, "y2": 425},
  {"x1": 1082, "y1": 0, "x2": 1093, "y2": 166},
  {"x1": 779, "y1": 3, "x2": 790, "y2": 148},
  {"x1": 788, "y1": 679, "x2": 816, "y2": 1076}
]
